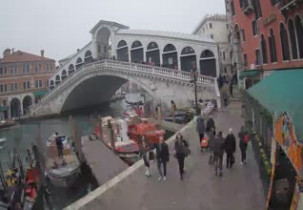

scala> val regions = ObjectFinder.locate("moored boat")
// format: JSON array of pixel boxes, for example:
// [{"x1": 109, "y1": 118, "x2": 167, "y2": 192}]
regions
[
  {"x1": 45, "y1": 135, "x2": 80, "y2": 188},
  {"x1": 0, "y1": 138, "x2": 6, "y2": 149},
  {"x1": 0, "y1": 120, "x2": 16, "y2": 130}
]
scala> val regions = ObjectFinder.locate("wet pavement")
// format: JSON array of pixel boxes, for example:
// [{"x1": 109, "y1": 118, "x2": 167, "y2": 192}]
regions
[{"x1": 68, "y1": 108, "x2": 266, "y2": 210}]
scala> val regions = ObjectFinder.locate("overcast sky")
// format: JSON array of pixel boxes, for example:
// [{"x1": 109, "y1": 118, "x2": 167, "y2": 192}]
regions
[{"x1": 0, "y1": 0, "x2": 225, "y2": 62}]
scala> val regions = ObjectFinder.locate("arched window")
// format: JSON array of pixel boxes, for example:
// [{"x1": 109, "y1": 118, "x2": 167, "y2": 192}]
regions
[
  {"x1": 261, "y1": 35, "x2": 268, "y2": 64},
  {"x1": 234, "y1": 25, "x2": 241, "y2": 41},
  {"x1": 180, "y1": 47, "x2": 196, "y2": 72},
  {"x1": 280, "y1": 23, "x2": 290, "y2": 61},
  {"x1": 268, "y1": 29, "x2": 277, "y2": 62},
  {"x1": 117, "y1": 40, "x2": 129, "y2": 62},
  {"x1": 146, "y1": 42, "x2": 160, "y2": 66},
  {"x1": 55, "y1": 75, "x2": 61, "y2": 85},
  {"x1": 162, "y1": 44, "x2": 178, "y2": 69},
  {"x1": 84, "y1": 50, "x2": 93, "y2": 63},
  {"x1": 10, "y1": 98, "x2": 21, "y2": 118},
  {"x1": 200, "y1": 50, "x2": 216, "y2": 77},
  {"x1": 76, "y1": 57, "x2": 83, "y2": 69},
  {"x1": 61, "y1": 70, "x2": 67, "y2": 81},
  {"x1": 68, "y1": 64, "x2": 75, "y2": 74},
  {"x1": 288, "y1": 20, "x2": 298, "y2": 59},
  {"x1": 131, "y1": 41, "x2": 143, "y2": 63},
  {"x1": 295, "y1": 16, "x2": 303, "y2": 58},
  {"x1": 50, "y1": 80, "x2": 54, "y2": 87}
]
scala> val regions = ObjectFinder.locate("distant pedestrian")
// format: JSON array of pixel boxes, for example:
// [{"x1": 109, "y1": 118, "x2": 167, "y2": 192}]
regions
[
  {"x1": 213, "y1": 131, "x2": 225, "y2": 176},
  {"x1": 229, "y1": 82, "x2": 233, "y2": 97},
  {"x1": 174, "y1": 133, "x2": 189, "y2": 180},
  {"x1": 196, "y1": 116, "x2": 205, "y2": 144},
  {"x1": 224, "y1": 128, "x2": 236, "y2": 168},
  {"x1": 208, "y1": 127, "x2": 216, "y2": 165},
  {"x1": 156, "y1": 136, "x2": 169, "y2": 181},
  {"x1": 238, "y1": 126, "x2": 249, "y2": 165},
  {"x1": 139, "y1": 135, "x2": 151, "y2": 177},
  {"x1": 206, "y1": 115, "x2": 216, "y2": 135},
  {"x1": 222, "y1": 91, "x2": 228, "y2": 107},
  {"x1": 55, "y1": 132, "x2": 64, "y2": 159}
]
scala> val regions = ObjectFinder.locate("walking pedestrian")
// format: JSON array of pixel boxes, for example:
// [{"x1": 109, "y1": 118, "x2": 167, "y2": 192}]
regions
[
  {"x1": 213, "y1": 131, "x2": 225, "y2": 176},
  {"x1": 208, "y1": 127, "x2": 216, "y2": 164},
  {"x1": 223, "y1": 91, "x2": 228, "y2": 107},
  {"x1": 206, "y1": 115, "x2": 216, "y2": 135},
  {"x1": 174, "y1": 133, "x2": 189, "y2": 180},
  {"x1": 55, "y1": 132, "x2": 64, "y2": 159},
  {"x1": 224, "y1": 128, "x2": 236, "y2": 168},
  {"x1": 238, "y1": 126, "x2": 249, "y2": 164},
  {"x1": 229, "y1": 82, "x2": 233, "y2": 97},
  {"x1": 196, "y1": 116, "x2": 205, "y2": 144},
  {"x1": 156, "y1": 136, "x2": 169, "y2": 181},
  {"x1": 139, "y1": 135, "x2": 151, "y2": 177}
]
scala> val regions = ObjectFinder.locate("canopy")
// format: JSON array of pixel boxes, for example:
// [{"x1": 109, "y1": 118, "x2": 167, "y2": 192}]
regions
[
  {"x1": 247, "y1": 69, "x2": 303, "y2": 141},
  {"x1": 33, "y1": 91, "x2": 47, "y2": 97},
  {"x1": 0, "y1": 106, "x2": 8, "y2": 112},
  {"x1": 239, "y1": 69, "x2": 260, "y2": 80}
]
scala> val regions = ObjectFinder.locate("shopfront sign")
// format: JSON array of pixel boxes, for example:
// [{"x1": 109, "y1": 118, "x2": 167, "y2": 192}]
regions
[{"x1": 263, "y1": 14, "x2": 276, "y2": 26}]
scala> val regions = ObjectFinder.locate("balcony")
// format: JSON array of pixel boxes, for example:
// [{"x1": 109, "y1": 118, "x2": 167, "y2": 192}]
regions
[
  {"x1": 280, "y1": 0, "x2": 303, "y2": 14},
  {"x1": 241, "y1": 0, "x2": 254, "y2": 15}
]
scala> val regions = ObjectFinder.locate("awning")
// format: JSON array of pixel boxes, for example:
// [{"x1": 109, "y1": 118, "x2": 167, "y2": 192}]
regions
[
  {"x1": 239, "y1": 69, "x2": 260, "y2": 80},
  {"x1": 0, "y1": 106, "x2": 8, "y2": 112},
  {"x1": 33, "y1": 91, "x2": 47, "y2": 97},
  {"x1": 247, "y1": 69, "x2": 303, "y2": 141}
]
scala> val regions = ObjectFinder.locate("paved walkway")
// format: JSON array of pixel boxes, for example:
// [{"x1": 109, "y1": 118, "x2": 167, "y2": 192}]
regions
[{"x1": 67, "y1": 108, "x2": 265, "y2": 210}]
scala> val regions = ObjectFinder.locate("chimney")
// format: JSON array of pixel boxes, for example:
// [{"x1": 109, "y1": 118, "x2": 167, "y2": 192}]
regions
[
  {"x1": 3, "y1": 48, "x2": 11, "y2": 58},
  {"x1": 41, "y1": 50, "x2": 44, "y2": 57}
]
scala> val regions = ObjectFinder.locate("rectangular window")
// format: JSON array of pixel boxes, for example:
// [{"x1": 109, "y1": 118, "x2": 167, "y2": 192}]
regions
[
  {"x1": 39, "y1": 64, "x2": 42, "y2": 72},
  {"x1": 27, "y1": 81, "x2": 30, "y2": 89},
  {"x1": 35, "y1": 65, "x2": 38, "y2": 72},
  {"x1": 209, "y1": 23, "x2": 212, "y2": 29},
  {"x1": 14, "y1": 83, "x2": 18, "y2": 91},
  {"x1": 4, "y1": 67, "x2": 7, "y2": 75},
  {"x1": 46, "y1": 64, "x2": 49, "y2": 71},
  {"x1": 241, "y1": 29, "x2": 246, "y2": 42},
  {"x1": 35, "y1": 80, "x2": 38, "y2": 88},
  {"x1": 10, "y1": 83, "x2": 14, "y2": 92},
  {"x1": 39, "y1": 80, "x2": 42, "y2": 88},
  {"x1": 226, "y1": 24, "x2": 229, "y2": 29},
  {"x1": 210, "y1": 34, "x2": 214, "y2": 39},
  {"x1": 23, "y1": 82, "x2": 27, "y2": 90},
  {"x1": 254, "y1": 0, "x2": 262, "y2": 19},
  {"x1": 223, "y1": 52, "x2": 226, "y2": 60},
  {"x1": 0, "y1": 67, "x2": 2, "y2": 75},
  {"x1": 252, "y1": 20, "x2": 258, "y2": 35},
  {"x1": 4, "y1": 84, "x2": 7, "y2": 92},
  {"x1": 0, "y1": 84, "x2": 3, "y2": 93},
  {"x1": 255, "y1": 49, "x2": 261, "y2": 65},
  {"x1": 14, "y1": 66, "x2": 17, "y2": 74}
]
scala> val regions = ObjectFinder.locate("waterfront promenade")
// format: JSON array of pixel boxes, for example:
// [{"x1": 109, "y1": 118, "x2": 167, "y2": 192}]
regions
[{"x1": 66, "y1": 108, "x2": 266, "y2": 210}]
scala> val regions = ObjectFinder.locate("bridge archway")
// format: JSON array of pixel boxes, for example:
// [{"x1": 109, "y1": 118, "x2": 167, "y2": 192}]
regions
[
  {"x1": 181, "y1": 47, "x2": 196, "y2": 72},
  {"x1": 117, "y1": 40, "x2": 129, "y2": 62},
  {"x1": 131, "y1": 41, "x2": 144, "y2": 63},
  {"x1": 84, "y1": 50, "x2": 93, "y2": 63},
  {"x1": 10, "y1": 98, "x2": 21, "y2": 118},
  {"x1": 146, "y1": 42, "x2": 160, "y2": 66},
  {"x1": 50, "y1": 80, "x2": 55, "y2": 90},
  {"x1": 96, "y1": 27, "x2": 111, "y2": 59},
  {"x1": 68, "y1": 64, "x2": 75, "y2": 75},
  {"x1": 61, "y1": 70, "x2": 67, "y2": 81},
  {"x1": 200, "y1": 50, "x2": 216, "y2": 77},
  {"x1": 60, "y1": 74, "x2": 159, "y2": 113},
  {"x1": 76, "y1": 57, "x2": 83, "y2": 70},
  {"x1": 162, "y1": 44, "x2": 178, "y2": 69},
  {"x1": 22, "y1": 95, "x2": 32, "y2": 115},
  {"x1": 55, "y1": 75, "x2": 61, "y2": 85}
]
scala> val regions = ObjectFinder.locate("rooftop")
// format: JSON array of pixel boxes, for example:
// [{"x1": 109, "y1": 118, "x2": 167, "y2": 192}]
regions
[
  {"x1": 0, "y1": 50, "x2": 54, "y2": 64},
  {"x1": 192, "y1": 14, "x2": 227, "y2": 34}
]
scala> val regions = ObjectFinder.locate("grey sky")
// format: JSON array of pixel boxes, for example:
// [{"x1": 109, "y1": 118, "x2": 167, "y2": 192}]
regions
[{"x1": 0, "y1": 0, "x2": 225, "y2": 62}]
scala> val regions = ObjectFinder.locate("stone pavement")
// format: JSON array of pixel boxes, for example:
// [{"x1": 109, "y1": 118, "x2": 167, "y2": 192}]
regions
[{"x1": 67, "y1": 108, "x2": 266, "y2": 210}]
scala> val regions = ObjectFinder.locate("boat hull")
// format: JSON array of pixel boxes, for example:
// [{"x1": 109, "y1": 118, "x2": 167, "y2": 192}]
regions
[{"x1": 47, "y1": 166, "x2": 80, "y2": 188}]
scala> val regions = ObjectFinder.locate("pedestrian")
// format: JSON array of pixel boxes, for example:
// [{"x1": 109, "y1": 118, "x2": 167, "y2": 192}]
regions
[
  {"x1": 174, "y1": 133, "x2": 189, "y2": 180},
  {"x1": 55, "y1": 132, "x2": 64, "y2": 159},
  {"x1": 229, "y1": 82, "x2": 233, "y2": 97},
  {"x1": 156, "y1": 136, "x2": 169, "y2": 181},
  {"x1": 222, "y1": 91, "x2": 228, "y2": 107},
  {"x1": 206, "y1": 115, "x2": 216, "y2": 135},
  {"x1": 224, "y1": 128, "x2": 236, "y2": 168},
  {"x1": 139, "y1": 135, "x2": 151, "y2": 177},
  {"x1": 196, "y1": 115, "x2": 205, "y2": 144},
  {"x1": 213, "y1": 131, "x2": 225, "y2": 176},
  {"x1": 208, "y1": 127, "x2": 216, "y2": 164},
  {"x1": 238, "y1": 126, "x2": 249, "y2": 164}
]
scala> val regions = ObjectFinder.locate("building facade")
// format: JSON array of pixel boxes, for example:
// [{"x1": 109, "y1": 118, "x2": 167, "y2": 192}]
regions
[
  {"x1": 0, "y1": 49, "x2": 56, "y2": 119},
  {"x1": 227, "y1": 0, "x2": 303, "y2": 88},
  {"x1": 193, "y1": 14, "x2": 234, "y2": 78}
]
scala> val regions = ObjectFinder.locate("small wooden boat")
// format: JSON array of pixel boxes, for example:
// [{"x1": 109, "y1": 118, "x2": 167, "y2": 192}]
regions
[
  {"x1": 45, "y1": 135, "x2": 80, "y2": 188},
  {"x1": 0, "y1": 120, "x2": 16, "y2": 130},
  {"x1": 0, "y1": 138, "x2": 6, "y2": 149}
]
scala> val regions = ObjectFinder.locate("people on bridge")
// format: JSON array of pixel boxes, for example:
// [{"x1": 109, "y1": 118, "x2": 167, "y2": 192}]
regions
[
  {"x1": 224, "y1": 128, "x2": 236, "y2": 168},
  {"x1": 139, "y1": 135, "x2": 151, "y2": 177},
  {"x1": 156, "y1": 136, "x2": 169, "y2": 181},
  {"x1": 174, "y1": 133, "x2": 190, "y2": 181},
  {"x1": 196, "y1": 116, "x2": 205, "y2": 145},
  {"x1": 238, "y1": 126, "x2": 249, "y2": 165},
  {"x1": 213, "y1": 131, "x2": 225, "y2": 176}
]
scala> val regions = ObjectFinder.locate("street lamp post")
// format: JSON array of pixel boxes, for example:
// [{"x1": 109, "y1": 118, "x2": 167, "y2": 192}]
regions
[{"x1": 190, "y1": 62, "x2": 199, "y2": 115}]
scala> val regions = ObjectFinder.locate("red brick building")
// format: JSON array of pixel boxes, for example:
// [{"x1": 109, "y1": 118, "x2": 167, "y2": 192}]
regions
[
  {"x1": 228, "y1": 0, "x2": 303, "y2": 88},
  {"x1": 0, "y1": 49, "x2": 56, "y2": 119}
]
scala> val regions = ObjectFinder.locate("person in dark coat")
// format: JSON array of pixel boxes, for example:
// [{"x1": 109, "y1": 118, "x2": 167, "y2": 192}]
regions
[
  {"x1": 174, "y1": 133, "x2": 189, "y2": 180},
  {"x1": 156, "y1": 136, "x2": 169, "y2": 181},
  {"x1": 55, "y1": 132, "x2": 63, "y2": 159},
  {"x1": 206, "y1": 115, "x2": 216, "y2": 135},
  {"x1": 229, "y1": 82, "x2": 233, "y2": 97},
  {"x1": 224, "y1": 128, "x2": 236, "y2": 168},
  {"x1": 139, "y1": 135, "x2": 151, "y2": 177},
  {"x1": 208, "y1": 127, "x2": 216, "y2": 165},
  {"x1": 196, "y1": 116, "x2": 205, "y2": 144},
  {"x1": 238, "y1": 126, "x2": 248, "y2": 164},
  {"x1": 223, "y1": 91, "x2": 228, "y2": 107},
  {"x1": 213, "y1": 131, "x2": 225, "y2": 176}
]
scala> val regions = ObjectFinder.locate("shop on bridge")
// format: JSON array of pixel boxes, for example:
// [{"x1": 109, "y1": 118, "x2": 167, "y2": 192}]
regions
[{"x1": 244, "y1": 69, "x2": 303, "y2": 210}]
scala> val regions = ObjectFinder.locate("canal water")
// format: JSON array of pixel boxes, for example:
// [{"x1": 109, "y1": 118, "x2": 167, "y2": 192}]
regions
[{"x1": 0, "y1": 92, "x2": 146, "y2": 209}]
